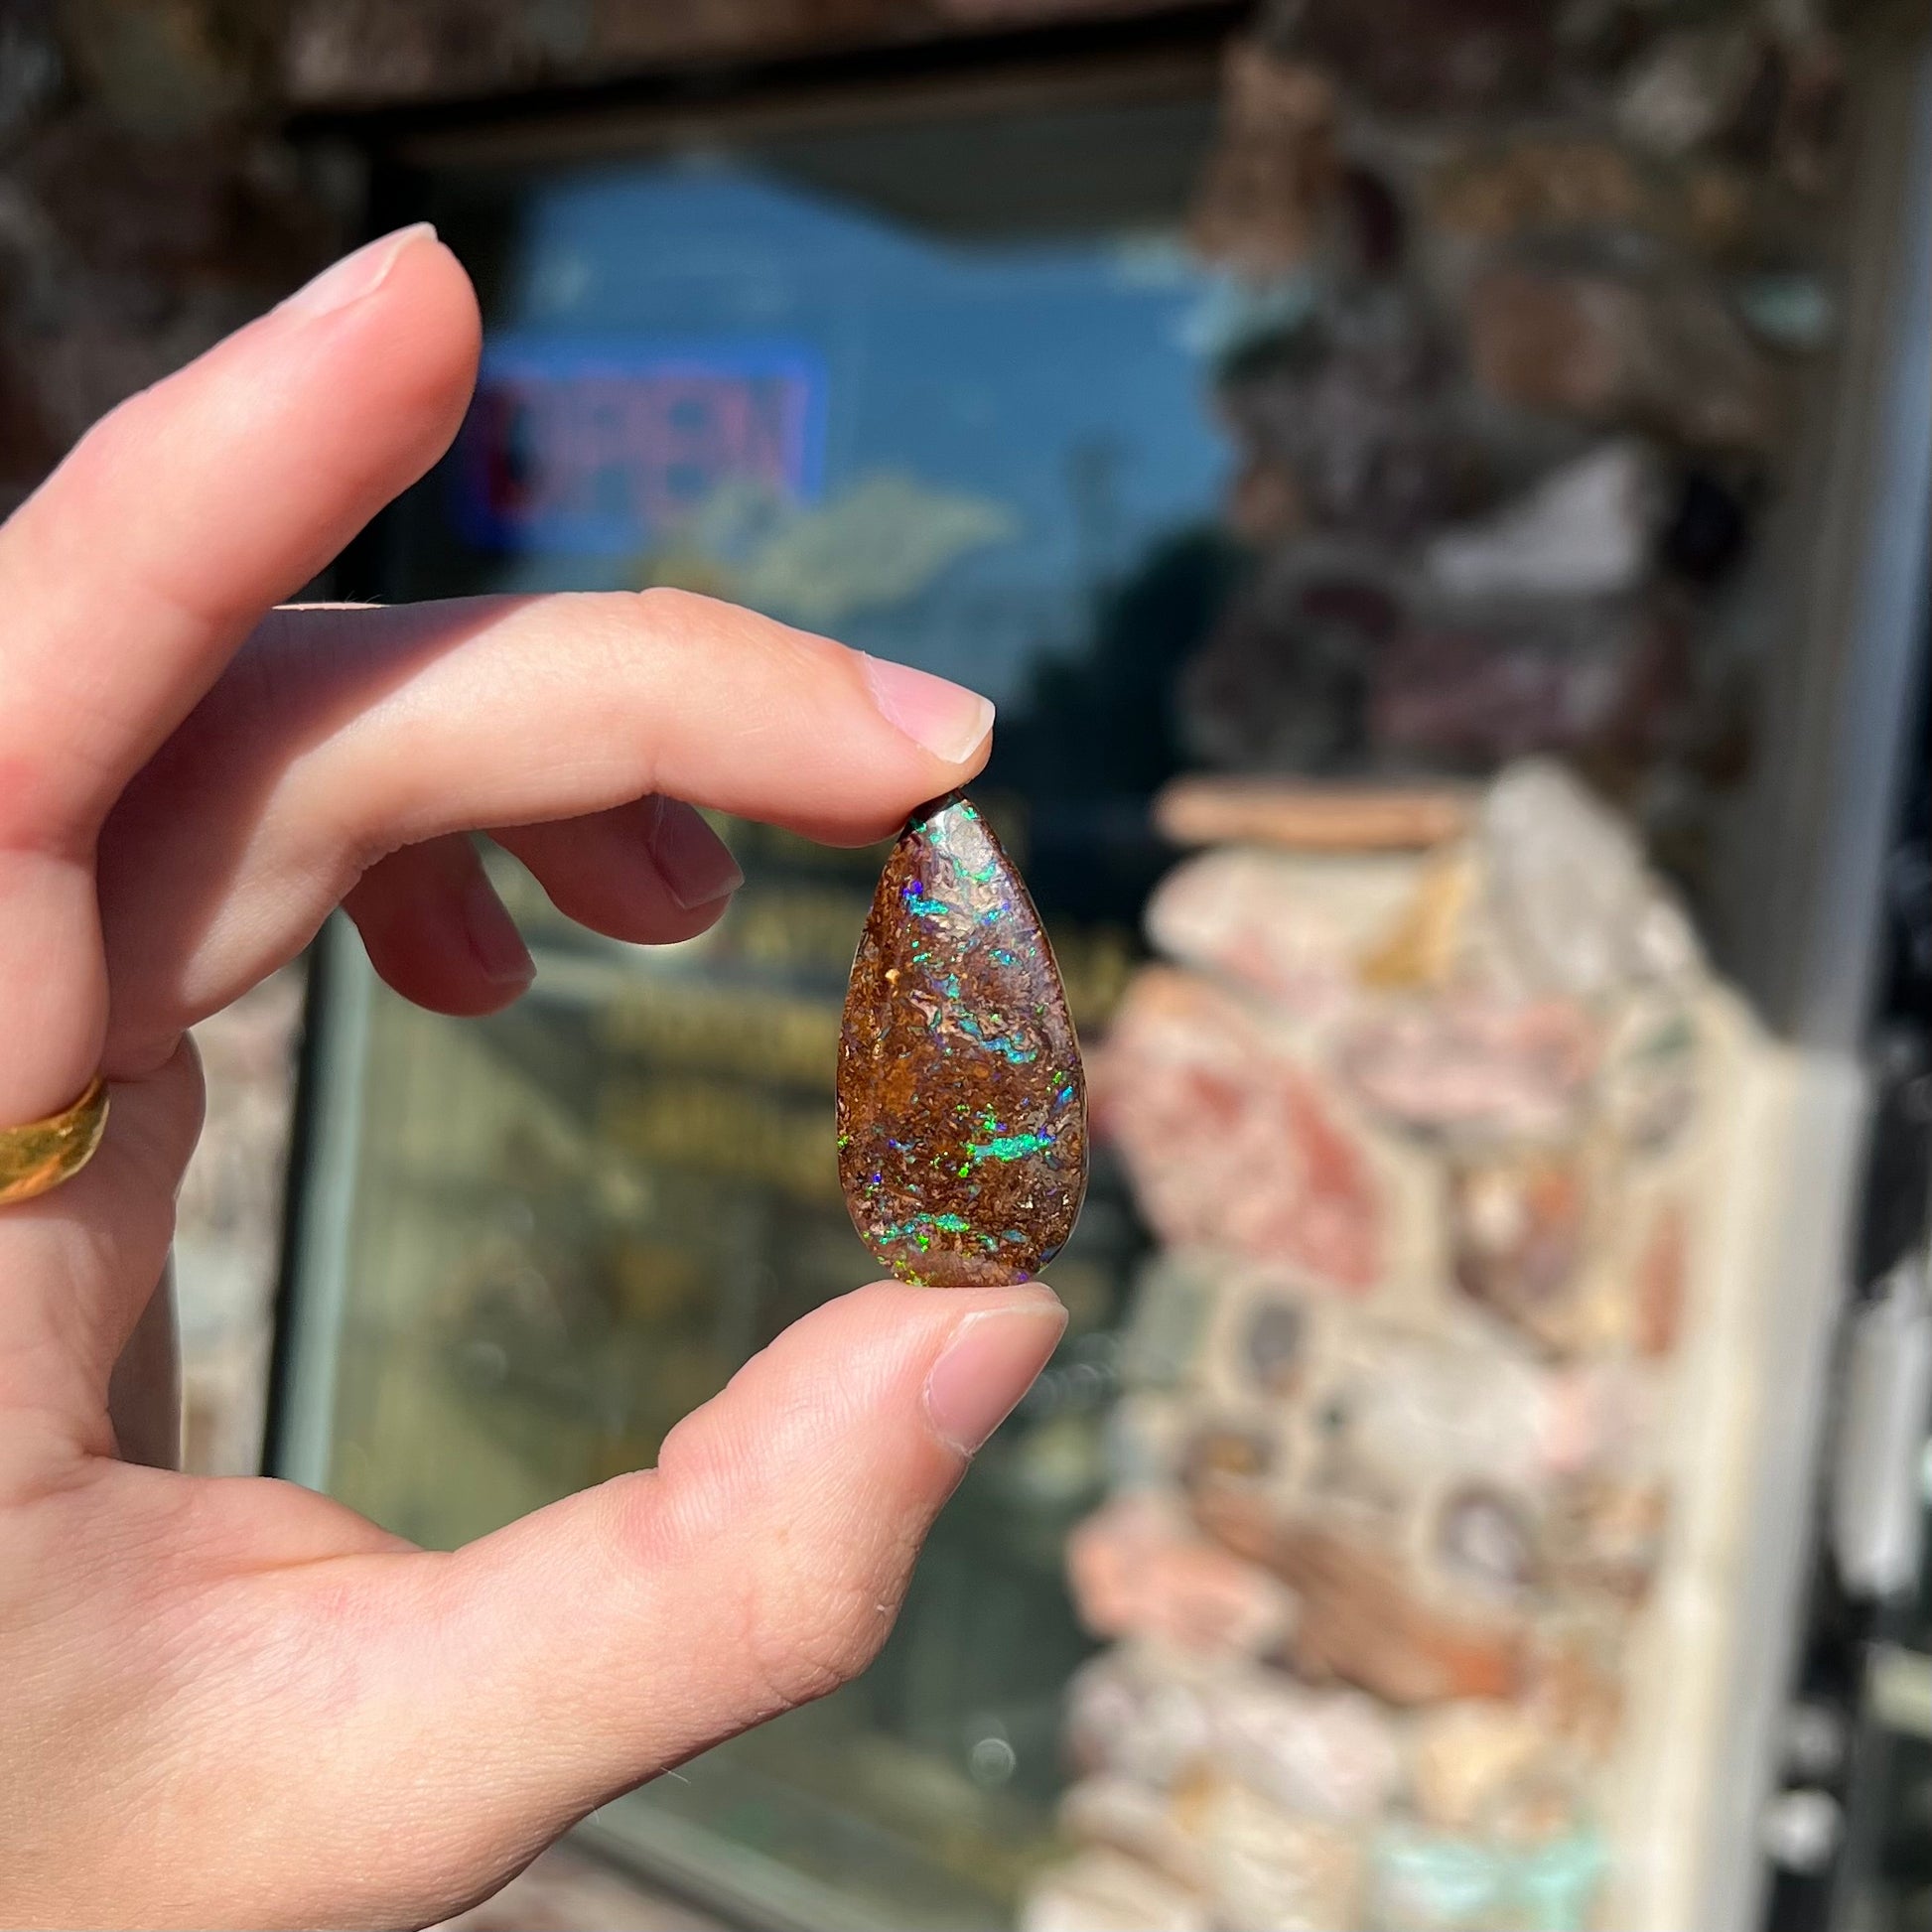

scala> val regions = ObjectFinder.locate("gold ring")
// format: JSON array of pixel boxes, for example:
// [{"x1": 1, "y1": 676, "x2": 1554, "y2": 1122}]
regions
[{"x1": 0, "y1": 1076, "x2": 110, "y2": 1206}]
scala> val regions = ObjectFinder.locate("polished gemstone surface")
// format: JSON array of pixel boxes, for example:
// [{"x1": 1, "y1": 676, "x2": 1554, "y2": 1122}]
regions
[{"x1": 838, "y1": 791, "x2": 1087, "y2": 1287}]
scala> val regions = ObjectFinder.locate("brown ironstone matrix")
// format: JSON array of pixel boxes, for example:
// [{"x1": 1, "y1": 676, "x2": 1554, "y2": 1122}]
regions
[{"x1": 837, "y1": 790, "x2": 1088, "y2": 1287}]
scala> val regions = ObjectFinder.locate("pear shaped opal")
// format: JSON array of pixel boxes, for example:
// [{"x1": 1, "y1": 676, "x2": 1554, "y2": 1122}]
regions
[{"x1": 838, "y1": 791, "x2": 1088, "y2": 1286}]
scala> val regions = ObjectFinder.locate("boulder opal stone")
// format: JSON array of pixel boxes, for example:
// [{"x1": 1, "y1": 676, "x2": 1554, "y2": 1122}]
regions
[{"x1": 838, "y1": 791, "x2": 1087, "y2": 1286}]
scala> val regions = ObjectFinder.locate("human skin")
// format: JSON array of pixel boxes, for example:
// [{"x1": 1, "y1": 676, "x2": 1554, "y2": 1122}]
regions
[{"x1": 0, "y1": 223, "x2": 1065, "y2": 1929}]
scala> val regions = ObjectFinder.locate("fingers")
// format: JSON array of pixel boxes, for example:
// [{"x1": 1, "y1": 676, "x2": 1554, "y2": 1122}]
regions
[
  {"x1": 344, "y1": 801, "x2": 743, "y2": 1015},
  {"x1": 343, "y1": 790, "x2": 748, "y2": 1016},
  {"x1": 0, "y1": 226, "x2": 478, "y2": 838},
  {"x1": 0, "y1": 224, "x2": 480, "y2": 1123},
  {"x1": 256, "y1": 592, "x2": 992, "y2": 845},
  {"x1": 308, "y1": 1282, "x2": 1064, "y2": 1919},
  {"x1": 458, "y1": 1283, "x2": 1064, "y2": 1777},
  {"x1": 96, "y1": 596, "x2": 992, "y2": 1072},
  {"x1": 19, "y1": 579, "x2": 987, "y2": 1432},
  {"x1": 494, "y1": 795, "x2": 744, "y2": 941},
  {"x1": 343, "y1": 836, "x2": 535, "y2": 1017},
  {"x1": 14, "y1": 1284, "x2": 1060, "y2": 1930}
]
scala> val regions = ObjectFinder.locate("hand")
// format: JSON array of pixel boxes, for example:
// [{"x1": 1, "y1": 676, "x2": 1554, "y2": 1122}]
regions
[{"x1": 0, "y1": 224, "x2": 1065, "y2": 1929}]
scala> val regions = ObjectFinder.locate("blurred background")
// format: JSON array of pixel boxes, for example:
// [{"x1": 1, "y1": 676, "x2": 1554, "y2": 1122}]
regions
[{"x1": 3, "y1": 0, "x2": 1928, "y2": 1927}]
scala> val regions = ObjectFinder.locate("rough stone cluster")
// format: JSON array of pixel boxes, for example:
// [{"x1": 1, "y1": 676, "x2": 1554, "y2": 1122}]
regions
[
  {"x1": 1028, "y1": 765, "x2": 1760, "y2": 1932},
  {"x1": 1175, "y1": 0, "x2": 1850, "y2": 885}
]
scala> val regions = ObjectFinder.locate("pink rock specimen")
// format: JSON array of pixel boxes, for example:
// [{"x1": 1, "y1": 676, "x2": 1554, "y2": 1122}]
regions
[
  {"x1": 1144, "y1": 846, "x2": 1419, "y2": 1018},
  {"x1": 1337, "y1": 994, "x2": 1599, "y2": 1143},
  {"x1": 1066, "y1": 1496, "x2": 1296, "y2": 1658},
  {"x1": 1094, "y1": 967, "x2": 1382, "y2": 1291}
]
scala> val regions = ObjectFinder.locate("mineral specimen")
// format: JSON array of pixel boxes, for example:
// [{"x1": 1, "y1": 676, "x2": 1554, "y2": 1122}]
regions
[
  {"x1": 1093, "y1": 967, "x2": 1381, "y2": 1291},
  {"x1": 1337, "y1": 995, "x2": 1598, "y2": 1143},
  {"x1": 837, "y1": 790, "x2": 1087, "y2": 1287},
  {"x1": 1205, "y1": 1672, "x2": 1404, "y2": 1822},
  {"x1": 1479, "y1": 761, "x2": 1703, "y2": 999},
  {"x1": 1448, "y1": 1150, "x2": 1590, "y2": 1338},
  {"x1": 1467, "y1": 262, "x2": 1779, "y2": 455},
  {"x1": 1066, "y1": 1497, "x2": 1297, "y2": 1658},
  {"x1": 1186, "y1": 43, "x2": 1339, "y2": 277},
  {"x1": 1020, "y1": 1848, "x2": 1210, "y2": 1932},
  {"x1": 1153, "y1": 775, "x2": 1471, "y2": 853},
  {"x1": 1423, "y1": 442, "x2": 1661, "y2": 601},
  {"x1": 1145, "y1": 844, "x2": 1423, "y2": 1016},
  {"x1": 1191, "y1": 1489, "x2": 1526, "y2": 1705}
]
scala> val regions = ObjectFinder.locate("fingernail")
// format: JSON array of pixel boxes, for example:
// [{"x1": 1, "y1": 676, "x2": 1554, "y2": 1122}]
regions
[
  {"x1": 278, "y1": 222, "x2": 437, "y2": 323},
  {"x1": 925, "y1": 1295, "x2": 1066, "y2": 1454},
  {"x1": 861, "y1": 654, "x2": 996, "y2": 765},
  {"x1": 462, "y1": 871, "x2": 535, "y2": 987},
  {"x1": 646, "y1": 797, "x2": 745, "y2": 910}
]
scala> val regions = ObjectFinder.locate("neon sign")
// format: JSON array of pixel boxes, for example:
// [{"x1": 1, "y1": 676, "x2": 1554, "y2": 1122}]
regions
[{"x1": 450, "y1": 336, "x2": 826, "y2": 555}]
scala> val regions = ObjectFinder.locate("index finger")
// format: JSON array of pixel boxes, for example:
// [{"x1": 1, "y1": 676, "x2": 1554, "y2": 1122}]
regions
[
  {"x1": 0, "y1": 225, "x2": 478, "y2": 1120},
  {"x1": 0, "y1": 225, "x2": 479, "y2": 844}
]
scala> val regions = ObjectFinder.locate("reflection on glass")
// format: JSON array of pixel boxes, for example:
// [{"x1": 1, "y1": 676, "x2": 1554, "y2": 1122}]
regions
[{"x1": 312, "y1": 85, "x2": 1230, "y2": 1929}]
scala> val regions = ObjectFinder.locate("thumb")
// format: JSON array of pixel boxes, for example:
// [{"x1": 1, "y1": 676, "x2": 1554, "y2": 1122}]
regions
[{"x1": 371, "y1": 1279, "x2": 1063, "y2": 1899}]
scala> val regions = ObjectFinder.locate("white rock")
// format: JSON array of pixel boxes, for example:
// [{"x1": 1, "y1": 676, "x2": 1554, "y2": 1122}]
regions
[
  {"x1": 1424, "y1": 442, "x2": 1660, "y2": 601},
  {"x1": 1203, "y1": 1671, "x2": 1404, "y2": 1822},
  {"x1": 1021, "y1": 1851, "x2": 1212, "y2": 1932},
  {"x1": 1615, "y1": 27, "x2": 1761, "y2": 157},
  {"x1": 1479, "y1": 759, "x2": 1703, "y2": 998}
]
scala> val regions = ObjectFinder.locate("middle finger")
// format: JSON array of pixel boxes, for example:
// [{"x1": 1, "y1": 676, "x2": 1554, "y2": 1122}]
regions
[{"x1": 96, "y1": 591, "x2": 994, "y2": 1074}]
